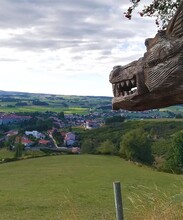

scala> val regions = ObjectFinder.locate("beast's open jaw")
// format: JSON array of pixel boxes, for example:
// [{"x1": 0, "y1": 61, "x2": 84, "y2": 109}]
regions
[{"x1": 112, "y1": 76, "x2": 137, "y2": 98}]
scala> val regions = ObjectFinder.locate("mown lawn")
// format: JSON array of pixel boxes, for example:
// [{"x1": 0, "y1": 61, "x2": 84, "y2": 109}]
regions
[{"x1": 0, "y1": 155, "x2": 182, "y2": 220}]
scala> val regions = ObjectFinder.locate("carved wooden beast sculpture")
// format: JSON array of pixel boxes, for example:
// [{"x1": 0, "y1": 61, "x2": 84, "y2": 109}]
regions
[{"x1": 109, "y1": 1, "x2": 183, "y2": 111}]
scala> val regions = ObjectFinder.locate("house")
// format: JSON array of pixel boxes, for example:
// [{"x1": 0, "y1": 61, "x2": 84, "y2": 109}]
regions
[
  {"x1": 5, "y1": 130, "x2": 18, "y2": 137},
  {"x1": 0, "y1": 113, "x2": 31, "y2": 125},
  {"x1": 4, "y1": 130, "x2": 19, "y2": 143},
  {"x1": 83, "y1": 120, "x2": 99, "y2": 129},
  {"x1": 25, "y1": 131, "x2": 45, "y2": 139},
  {"x1": 18, "y1": 137, "x2": 34, "y2": 147},
  {"x1": 64, "y1": 132, "x2": 76, "y2": 147}
]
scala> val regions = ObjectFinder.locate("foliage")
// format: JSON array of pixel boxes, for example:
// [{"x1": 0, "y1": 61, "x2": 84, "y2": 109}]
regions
[
  {"x1": 81, "y1": 138, "x2": 98, "y2": 154},
  {"x1": 4, "y1": 135, "x2": 16, "y2": 151},
  {"x1": 0, "y1": 125, "x2": 9, "y2": 132},
  {"x1": 125, "y1": 0, "x2": 181, "y2": 29},
  {"x1": 175, "y1": 113, "x2": 183, "y2": 118},
  {"x1": 52, "y1": 129, "x2": 64, "y2": 147},
  {"x1": 105, "y1": 116, "x2": 125, "y2": 124},
  {"x1": 32, "y1": 100, "x2": 49, "y2": 106},
  {"x1": 1, "y1": 97, "x2": 19, "y2": 102},
  {"x1": 58, "y1": 111, "x2": 65, "y2": 119},
  {"x1": 15, "y1": 102, "x2": 28, "y2": 106},
  {"x1": 20, "y1": 117, "x2": 54, "y2": 132},
  {"x1": 97, "y1": 140, "x2": 117, "y2": 155},
  {"x1": 78, "y1": 120, "x2": 183, "y2": 165},
  {"x1": 119, "y1": 128, "x2": 153, "y2": 164},
  {"x1": 164, "y1": 132, "x2": 183, "y2": 173},
  {"x1": 151, "y1": 138, "x2": 172, "y2": 156},
  {"x1": 14, "y1": 140, "x2": 23, "y2": 158}
]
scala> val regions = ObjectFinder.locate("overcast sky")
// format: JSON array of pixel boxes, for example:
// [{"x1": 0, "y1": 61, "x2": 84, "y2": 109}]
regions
[{"x1": 0, "y1": 0, "x2": 157, "y2": 96}]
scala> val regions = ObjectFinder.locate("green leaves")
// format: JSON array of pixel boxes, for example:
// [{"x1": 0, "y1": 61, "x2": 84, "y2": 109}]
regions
[
  {"x1": 125, "y1": 0, "x2": 181, "y2": 29},
  {"x1": 120, "y1": 128, "x2": 153, "y2": 164},
  {"x1": 97, "y1": 140, "x2": 117, "y2": 155},
  {"x1": 164, "y1": 131, "x2": 183, "y2": 173}
]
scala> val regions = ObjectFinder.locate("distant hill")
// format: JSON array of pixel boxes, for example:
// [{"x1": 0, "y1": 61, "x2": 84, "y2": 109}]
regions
[
  {"x1": 1, "y1": 90, "x2": 183, "y2": 116},
  {"x1": 0, "y1": 90, "x2": 112, "y2": 114},
  {"x1": 0, "y1": 90, "x2": 32, "y2": 96},
  {"x1": 0, "y1": 90, "x2": 12, "y2": 95}
]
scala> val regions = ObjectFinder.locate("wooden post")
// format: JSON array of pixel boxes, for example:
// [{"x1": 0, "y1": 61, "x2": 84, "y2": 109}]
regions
[{"x1": 113, "y1": 181, "x2": 124, "y2": 220}]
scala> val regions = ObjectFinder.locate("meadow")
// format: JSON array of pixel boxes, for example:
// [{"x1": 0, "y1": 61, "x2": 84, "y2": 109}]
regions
[
  {"x1": 0, "y1": 91, "x2": 111, "y2": 114},
  {"x1": 0, "y1": 155, "x2": 182, "y2": 220},
  {"x1": 0, "y1": 105, "x2": 89, "y2": 114}
]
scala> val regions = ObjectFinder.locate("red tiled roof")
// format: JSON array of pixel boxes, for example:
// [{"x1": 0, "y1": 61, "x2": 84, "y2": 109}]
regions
[
  {"x1": 5, "y1": 130, "x2": 18, "y2": 136},
  {"x1": 21, "y1": 138, "x2": 33, "y2": 144},
  {"x1": 39, "y1": 139, "x2": 50, "y2": 145}
]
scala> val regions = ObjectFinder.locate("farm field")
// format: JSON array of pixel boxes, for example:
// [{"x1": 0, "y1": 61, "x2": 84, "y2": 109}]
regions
[
  {"x1": 1, "y1": 91, "x2": 183, "y2": 120},
  {"x1": 161, "y1": 105, "x2": 183, "y2": 114},
  {"x1": 0, "y1": 91, "x2": 111, "y2": 114},
  {"x1": 0, "y1": 155, "x2": 182, "y2": 220},
  {"x1": 0, "y1": 106, "x2": 89, "y2": 114}
]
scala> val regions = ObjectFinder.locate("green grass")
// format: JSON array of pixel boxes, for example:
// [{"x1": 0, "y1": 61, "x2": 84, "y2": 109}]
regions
[
  {"x1": 62, "y1": 107, "x2": 89, "y2": 114},
  {"x1": 0, "y1": 105, "x2": 89, "y2": 114},
  {"x1": 0, "y1": 155, "x2": 182, "y2": 219},
  {"x1": 0, "y1": 148, "x2": 14, "y2": 159},
  {"x1": 161, "y1": 105, "x2": 183, "y2": 114}
]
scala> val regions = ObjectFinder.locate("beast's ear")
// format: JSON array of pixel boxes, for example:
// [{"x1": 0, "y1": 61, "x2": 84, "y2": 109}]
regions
[{"x1": 166, "y1": 1, "x2": 183, "y2": 38}]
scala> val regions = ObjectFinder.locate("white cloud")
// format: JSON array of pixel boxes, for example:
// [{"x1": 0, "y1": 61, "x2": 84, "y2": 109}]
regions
[{"x1": 0, "y1": 0, "x2": 157, "y2": 96}]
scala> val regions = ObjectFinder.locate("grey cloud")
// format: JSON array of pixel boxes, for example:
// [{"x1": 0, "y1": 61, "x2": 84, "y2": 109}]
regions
[
  {"x1": 0, "y1": 1, "x2": 43, "y2": 28},
  {"x1": 100, "y1": 50, "x2": 112, "y2": 56},
  {"x1": 0, "y1": 0, "x2": 156, "y2": 56},
  {"x1": 72, "y1": 56, "x2": 83, "y2": 61}
]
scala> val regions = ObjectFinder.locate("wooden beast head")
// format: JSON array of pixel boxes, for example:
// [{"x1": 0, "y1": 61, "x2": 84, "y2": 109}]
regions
[{"x1": 109, "y1": 1, "x2": 183, "y2": 111}]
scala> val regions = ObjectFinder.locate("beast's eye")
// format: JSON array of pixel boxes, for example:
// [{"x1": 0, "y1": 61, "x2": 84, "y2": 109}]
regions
[{"x1": 145, "y1": 38, "x2": 153, "y2": 49}]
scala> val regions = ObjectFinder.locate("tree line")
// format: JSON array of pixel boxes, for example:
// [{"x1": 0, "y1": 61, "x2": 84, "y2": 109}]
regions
[{"x1": 78, "y1": 119, "x2": 183, "y2": 174}]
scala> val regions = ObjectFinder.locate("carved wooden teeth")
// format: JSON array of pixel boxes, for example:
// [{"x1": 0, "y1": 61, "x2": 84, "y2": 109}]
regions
[
  {"x1": 113, "y1": 78, "x2": 137, "y2": 97},
  {"x1": 124, "y1": 91, "x2": 128, "y2": 96},
  {"x1": 131, "y1": 79, "x2": 135, "y2": 86},
  {"x1": 117, "y1": 84, "x2": 121, "y2": 89},
  {"x1": 121, "y1": 82, "x2": 125, "y2": 87},
  {"x1": 126, "y1": 80, "x2": 130, "y2": 87},
  {"x1": 120, "y1": 79, "x2": 136, "y2": 89}
]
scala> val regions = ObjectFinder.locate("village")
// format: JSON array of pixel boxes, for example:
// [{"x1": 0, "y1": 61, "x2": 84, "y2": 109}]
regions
[
  {"x1": 0, "y1": 110, "x2": 111, "y2": 155},
  {"x1": 0, "y1": 107, "x2": 178, "y2": 156}
]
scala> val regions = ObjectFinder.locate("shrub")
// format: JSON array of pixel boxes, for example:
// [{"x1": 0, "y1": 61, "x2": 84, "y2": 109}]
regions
[
  {"x1": 14, "y1": 142, "x2": 23, "y2": 158},
  {"x1": 119, "y1": 128, "x2": 153, "y2": 164},
  {"x1": 81, "y1": 139, "x2": 92, "y2": 154},
  {"x1": 164, "y1": 132, "x2": 183, "y2": 173},
  {"x1": 97, "y1": 140, "x2": 117, "y2": 155}
]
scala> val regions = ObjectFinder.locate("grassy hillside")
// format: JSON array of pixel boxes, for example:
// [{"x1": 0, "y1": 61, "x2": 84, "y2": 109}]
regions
[{"x1": 0, "y1": 155, "x2": 182, "y2": 220}]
